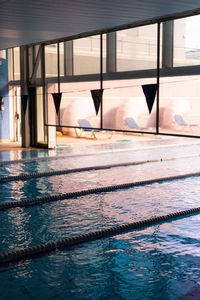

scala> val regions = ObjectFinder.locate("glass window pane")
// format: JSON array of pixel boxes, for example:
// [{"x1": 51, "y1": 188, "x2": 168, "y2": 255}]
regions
[
  {"x1": 36, "y1": 87, "x2": 47, "y2": 144},
  {"x1": 117, "y1": 24, "x2": 157, "y2": 72},
  {"x1": 14, "y1": 47, "x2": 20, "y2": 80},
  {"x1": 74, "y1": 35, "x2": 100, "y2": 75},
  {"x1": 61, "y1": 41, "x2": 73, "y2": 76},
  {"x1": 28, "y1": 46, "x2": 33, "y2": 80},
  {"x1": 46, "y1": 81, "x2": 100, "y2": 133},
  {"x1": 159, "y1": 75, "x2": 200, "y2": 136},
  {"x1": 8, "y1": 49, "x2": 14, "y2": 81},
  {"x1": 34, "y1": 45, "x2": 41, "y2": 79},
  {"x1": 59, "y1": 42, "x2": 64, "y2": 77},
  {"x1": 102, "y1": 34, "x2": 106, "y2": 73},
  {"x1": 103, "y1": 78, "x2": 157, "y2": 132},
  {"x1": 45, "y1": 44, "x2": 58, "y2": 78},
  {"x1": 45, "y1": 83, "x2": 58, "y2": 126},
  {"x1": 59, "y1": 81, "x2": 100, "y2": 133},
  {"x1": 174, "y1": 15, "x2": 200, "y2": 67}
]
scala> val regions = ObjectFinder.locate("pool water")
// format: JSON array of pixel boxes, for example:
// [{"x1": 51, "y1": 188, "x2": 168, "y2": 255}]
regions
[{"x1": 1, "y1": 138, "x2": 200, "y2": 299}]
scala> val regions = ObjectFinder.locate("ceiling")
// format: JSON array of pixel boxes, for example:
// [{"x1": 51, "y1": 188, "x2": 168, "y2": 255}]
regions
[{"x1": 0, "y1": 0, "x2": 199, "y2": 50}]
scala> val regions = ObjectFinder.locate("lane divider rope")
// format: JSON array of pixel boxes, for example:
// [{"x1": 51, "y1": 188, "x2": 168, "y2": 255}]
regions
[
  {"x1": 1, "y1": 171, "x2": 200, "y2": 211},
  {"x1": 0, "y1": 141, "x2": 199, "y2": 165},
  {"x1": 0, "y1": 206, "x2": 200, "y2": 264},
  {"x1": 1, "y1": 153, "x2": 200, "y2": 183},
  {"x1": 0, "y1": 159, "x2": 157, "y2": 183}
]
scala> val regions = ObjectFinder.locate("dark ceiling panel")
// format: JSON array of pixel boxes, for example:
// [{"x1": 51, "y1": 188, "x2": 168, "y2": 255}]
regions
[{"x1": 0, "y1": 0, "x2": 199, "y2": 49}]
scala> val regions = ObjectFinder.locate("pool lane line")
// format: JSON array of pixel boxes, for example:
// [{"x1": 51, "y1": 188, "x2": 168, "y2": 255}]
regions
[
  {"x1": 1, "y1": 152, "x2": 199, "y2": 183},
  {"x1": 0, "y1": 206, "x2": 200, "y2": 265},
  {"x1": 0, "y1": 141, "x2": 200, "y2": 165},
  {"x1": 1, "y1": 170, "x2": 200, "y2": 211},
  {"x1": 0, "y1": 159, "x2": 158, "y2": 183},
  {"x1": 0, "y1": 152, "x2": 200, "y2": 183}
]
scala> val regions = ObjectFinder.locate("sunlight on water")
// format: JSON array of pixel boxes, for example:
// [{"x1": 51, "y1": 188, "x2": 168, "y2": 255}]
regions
[{"x1": 1, "y1": 141, "x2": 200, "y2": 299}]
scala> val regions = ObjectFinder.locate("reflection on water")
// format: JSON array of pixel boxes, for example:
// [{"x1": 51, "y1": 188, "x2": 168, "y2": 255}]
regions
[
  {"x1": 1, "y1": 141, "x2": 200, "y2": 299},
  {"x1": 2, "y1": 216, "x2": 200, "y2": 299}
]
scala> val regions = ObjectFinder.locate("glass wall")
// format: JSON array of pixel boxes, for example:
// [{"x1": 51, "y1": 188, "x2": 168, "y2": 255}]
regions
[
  {"x1": 13, "y1": 47, "x2": 20, "y2": 80},
  {"x1": 174, "y1": 15, "x2": 200, "y2": 67},
  {"x1": 59, "y1": 42, "x2": 64, "y2": 77},
  {"x1": 45, "y1": 44, "x2": 58, "y2": 78},
  {"x1": 8, "y1": 11, "x2": 200, "y2": 147},
  {"x1": 8, "y1": 47, "x2": 20, "y2": 81},
  {"x1": 159, "y1": 75, "x2": 200, "y2": 135},
  {"x1": 117, "y1": 24, "x2": 158, "y2": 71},
  {"x1": 103, "y1": 78, "x2": 157, "y2": 132},
  {"x1": 46, "y1": 81, "x2": 100, "y2": 130},
  {"x1": 8, "y1": 49, "x2": 14, "y2": 81},
  {"x1": 9, "y1": 86, "x2": 21, "y2": 142},
  {"x1": 28, "y1": 45, "x2": 42, "y2": 83},
  {"x1": 160, "y1": 14, "x2": 200, "y2": 137},
  {"x1": 73, "y1": 35, "x2": 101, "y2": 75},
  {"x1": 46, "y1": 83, "x2": 59, "y2": 126},
  {"x1": 36, "y1": 87, "x2": 47, "y2": 144},
  {"x1": 59, "y1": 41, "x2": 73, "y2": 76},
  {"x1": 44, "y1": 15, "x2": 200, "y2": 136},
  {"x1": 34, "y1": 45, "x2": 42, "y2": 79}
]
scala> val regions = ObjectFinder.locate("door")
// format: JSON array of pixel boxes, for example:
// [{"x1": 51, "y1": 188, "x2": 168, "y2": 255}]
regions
[{"x1": 9, "y1": 86, "x2": 21, "y2": 142}]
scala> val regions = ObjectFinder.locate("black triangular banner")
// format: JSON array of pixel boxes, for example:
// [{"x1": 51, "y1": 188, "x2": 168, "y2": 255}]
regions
[
  {"x1": 142, "y1": 84, "x2": 158, "y2": 114},
  {"x1": 21, "y1": 95, "x2": 28, "y2": 114},
  {"x1": 52, "y1": 93, "x2": 62, "y2": 116},
  {"x1": 91, "y1": 89, "x2": 103, "y2": 115}
]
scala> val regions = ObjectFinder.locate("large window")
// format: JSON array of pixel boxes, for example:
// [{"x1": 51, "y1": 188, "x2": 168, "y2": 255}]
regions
[
  {"x1": 8, "y1": 11, "x2": 200, "y2": 146},
  {"x1": 13, "y1": 47, "x2": 20, "y2": 80},
  {"x1": 59, "y1": 42, "x2": 65, "y2": 77},
  {"x1": 174, "y1": 15, "x2": 200, "y2": 67},
  {"x1": 36, "y1": 87, "x2": 47, "y2": 144},
  {"x1": 103, "y1": 78, "x2": 157, "y2": 132},
  {"x1": 73, "y1": 35, "x2": 101, "y2": 75},
  {"x1": 60, "y1": 81, "x2": 100, "y2": 129},
  {"x1": 8, "y1": 47, "x2": 20, "y2": 81},
  {"x1": 117, "y1": 24, "x2": 158, "y2": 72},
  {"x1": 159, "y1": 75, "x2": 200, "y2": 135},
  {"x1": 45, "y1": 44, "x2": 58, "y2": 78}
]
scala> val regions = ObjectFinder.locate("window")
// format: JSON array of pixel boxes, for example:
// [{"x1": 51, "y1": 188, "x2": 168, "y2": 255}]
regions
[
  {"x1": 117, "y1": 24, "x2": 157, "y2": 71},
  {"x1": 74, "y1": 35, "x2": 101, "y2": 75},
  {"x1": 174, "y1": 15, "x2": 200, "y2": 67},
  {"x1": 45, "y1": 44, "x2": 58, "y2": 78}
]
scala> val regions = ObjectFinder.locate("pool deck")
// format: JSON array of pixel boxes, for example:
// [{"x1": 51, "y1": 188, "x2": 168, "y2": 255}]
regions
[
  {"x1": 0, "y1": 132, "x2": 174, "y2": 151},
  {"x1": 0, "y1": 132, "x2": 199, "y2": 158}
]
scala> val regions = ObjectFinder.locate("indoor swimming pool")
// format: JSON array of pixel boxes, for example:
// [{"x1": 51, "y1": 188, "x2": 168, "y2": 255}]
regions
[{"x1": 1, "y1": 138, "x2": 200, "y2": 299}]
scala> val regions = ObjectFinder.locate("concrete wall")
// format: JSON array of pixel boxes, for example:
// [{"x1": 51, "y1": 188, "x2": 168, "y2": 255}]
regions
[{"x1": 0, "y1": 51, "x2": 10, "y2": 141}]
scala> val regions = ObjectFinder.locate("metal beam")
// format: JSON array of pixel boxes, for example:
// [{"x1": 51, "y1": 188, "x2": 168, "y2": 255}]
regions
[
  {"x1": 20, "y1": 46, "x2": 30, "y2": 147},
  {"x1": 106, "y1": 32, "x2": 116, "y2": 72},
  {"x1": 64, "y1": 40, "x2": 73, "y2": 76},
  {"x1": 29, "y1": 45, "x2": 42, "y2": 84},
  {"x1": 162, "y1": 21, "x2": 174, "y2": 68}
]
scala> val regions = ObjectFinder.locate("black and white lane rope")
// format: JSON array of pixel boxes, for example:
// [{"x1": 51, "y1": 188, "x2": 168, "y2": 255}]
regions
[
  {"x1": 1, "y1": 171, "x2": 200, "y2": 211},
  {"x1": 0, "y1": 207, "x2": 200, "y2": 264},
  {"x1": 0, "y1": 142, "x2": 199, "y2": 166},
  {"x1": 0, "y1": 153, "x2": 200, "y2": 183},
  {"x1": 0, "y1": 159, "x2": 157, "y2": 183}
]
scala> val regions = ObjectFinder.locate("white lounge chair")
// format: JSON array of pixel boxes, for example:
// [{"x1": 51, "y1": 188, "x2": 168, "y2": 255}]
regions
[
  {"x1": 75, "y1": 119, "x2": 113, "y2": 139},
  {"x1": 174, "y1": 114, "x2": 197, "y2": 130},
  {"x1": 125, "y1": 117, "x2": 147, "y2": 130}
]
